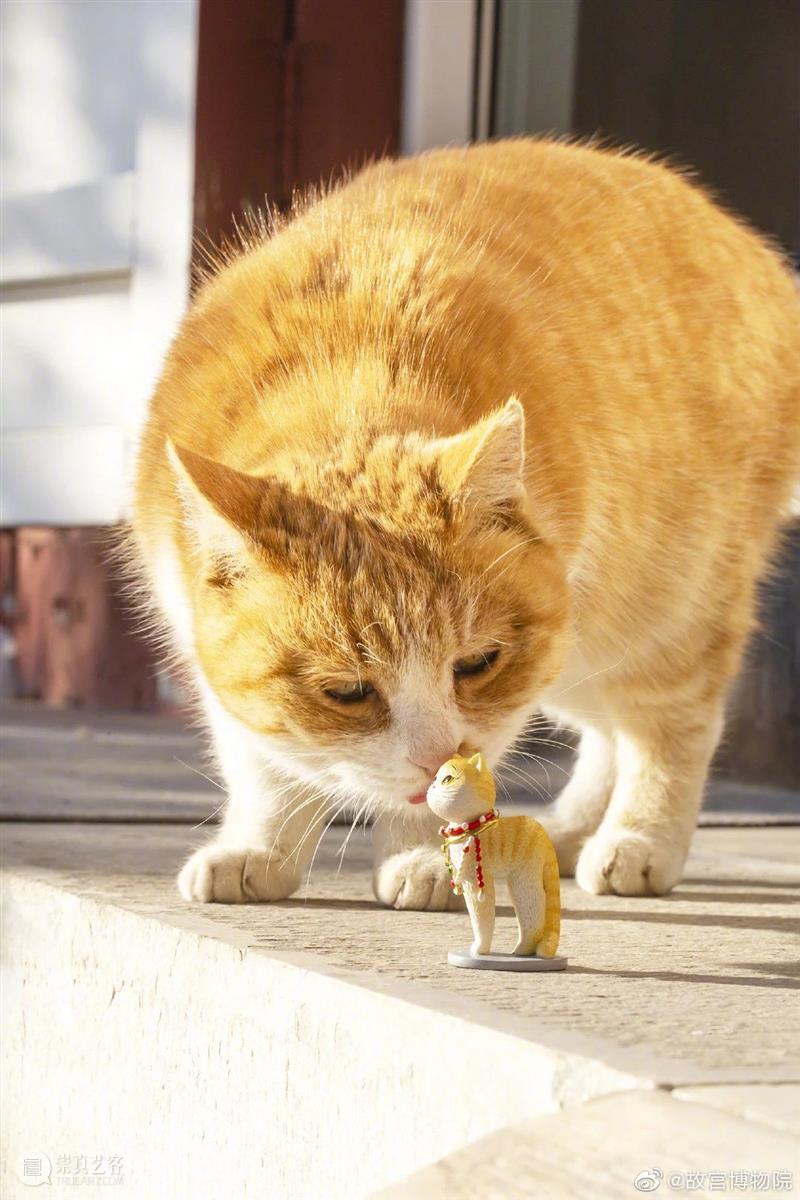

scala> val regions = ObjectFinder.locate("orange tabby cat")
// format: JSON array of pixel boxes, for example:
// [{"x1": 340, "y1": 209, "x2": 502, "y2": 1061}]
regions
[{"x1": 131, "y1": 139, "x2": 800, "y2": 905}]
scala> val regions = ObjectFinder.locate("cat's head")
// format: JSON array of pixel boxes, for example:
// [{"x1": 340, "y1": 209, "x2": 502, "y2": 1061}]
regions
[
  {"x1": 170, "y1": 397, "x2": 569, "y2": 812},
  {"x1": 426, "y1": 751, "x2": 496, "y2": 824}
]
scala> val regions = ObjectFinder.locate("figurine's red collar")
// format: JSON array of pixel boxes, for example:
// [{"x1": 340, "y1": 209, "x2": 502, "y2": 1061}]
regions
[
  {"x1": 439, "y1": 809, "x2": 499, "y2": 895},
  {"x1": 439, "y1": 809, "x2": 499, "y2": 839}
]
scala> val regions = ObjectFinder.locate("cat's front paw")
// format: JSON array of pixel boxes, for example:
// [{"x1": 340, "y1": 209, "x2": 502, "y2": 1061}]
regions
[
  {"x1": 178, "y1": 842, "x2": 300, "y2": 903},
  {"x1": 373, "y1": 847, "x2": 462, "y2": 911},
  {"x1": 575, "y1": 828, "x2": 686, "y2": 896}
]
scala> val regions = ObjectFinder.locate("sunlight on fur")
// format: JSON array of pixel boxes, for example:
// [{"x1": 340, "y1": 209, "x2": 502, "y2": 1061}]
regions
[{"x1": 129, "y1": 139, "x2": 800, "y2": 906}]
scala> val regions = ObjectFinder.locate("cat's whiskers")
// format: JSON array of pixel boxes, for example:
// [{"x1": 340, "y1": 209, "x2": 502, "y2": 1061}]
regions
[
  {"x1": 520, "y1": 719, "x2": 576, "y2": 745},
  {"x1": 544, "y1": 645, "x2": 632, "y2": 704},
  {"x1": 503, "y1": 751, "x2": 554, "y2": 796},
  {"x1": 174, "y1": 756, "x2": 225, "y2": 792},
  {"x1": 173, "y1": 756, "x2": 231, "y2": 832},
  {"x1": 356, "y1": 619, "x2": 389, "y2": 667},
  {"x1": 335, "y1": 794, "x2": 376, "y2": 874},
  {"x1": 275, "y1": 792, "x2": 335, "y2": 876},
  {"x1": 513, "y1": 747, "x2": 573, "y2": 781},
  {"x1": 189, "y1": 799, "x2": 228, "y2": 832},
  {"x1": 517, "y1": 725, "x2": 578, "y2": 757},
  {"x1": 475, "y1": 536, "x2": 541, "y2": 583},
  {"x1": 301, "y1": 789, "x2": 360, "y2": 895},
  {"x1": 494, "y1": 773, "x2": 515, "y2": 807},
  {"x1": 358, "y1": 619, "x2": 385, "y2": 640},
  {"x1": 264, "y1": 779, "x2": 325, "y2": 826},
  {"x1": 357, "y1": 644, "x2": 388, "y2": 668},
  {"x1": 265, "y1": 782, "x2": 335, "y2": 874},
  {"x1": 496, "y1": 760, "x2": 550, "y2": 805},
  {"x1": 469, "y1": 540, "x2": 544, "y2": 607}
]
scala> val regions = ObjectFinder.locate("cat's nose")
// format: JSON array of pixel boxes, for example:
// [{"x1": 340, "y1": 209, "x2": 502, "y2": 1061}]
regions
[{"x1": 408, "y1": 747, "x2": 456, "y2": 774}]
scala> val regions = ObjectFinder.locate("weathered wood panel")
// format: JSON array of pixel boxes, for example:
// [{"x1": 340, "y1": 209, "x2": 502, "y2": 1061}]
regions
[
  {"x1": 12, "y1": 528, "x2": 157, "y2": 711},
  {"x1": 290, "y1": 0, "x2": 404, "y2": 188},
  {"x1": 6, "y1": 0, "x2": 406, "y2": 714}
]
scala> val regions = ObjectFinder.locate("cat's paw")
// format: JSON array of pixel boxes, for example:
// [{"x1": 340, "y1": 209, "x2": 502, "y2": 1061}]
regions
[
  {"x1": 178, "y1": 842, "x2": 300, "y2": 903},
  {"x1": 373, "y1": 847, "x2": 463, "y2": 911},
  {"x1": 575, "y1": 828, "x2": 686, "y2": 896}
]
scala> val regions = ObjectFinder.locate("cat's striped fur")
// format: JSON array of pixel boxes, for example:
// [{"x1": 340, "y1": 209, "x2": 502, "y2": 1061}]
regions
[{"x1": 130, "y1": 138, "x2": 800, "y2": 906}]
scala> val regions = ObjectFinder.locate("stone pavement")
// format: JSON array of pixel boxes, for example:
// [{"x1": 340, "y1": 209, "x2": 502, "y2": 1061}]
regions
[{"x1": 3, "y1": 699, "x2": 799, "y2": 823}]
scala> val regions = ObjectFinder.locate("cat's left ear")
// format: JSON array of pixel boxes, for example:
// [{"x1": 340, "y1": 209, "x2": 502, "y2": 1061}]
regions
[
  {"x1": 167, "y1": 440, "x2": 266, "y2": 556},
  {"x1": 469, "y1": 752, "x2": 487, "y2": 774},
  {"x1": 431, "y1": 397, "x2": 525, "y2": 509}
]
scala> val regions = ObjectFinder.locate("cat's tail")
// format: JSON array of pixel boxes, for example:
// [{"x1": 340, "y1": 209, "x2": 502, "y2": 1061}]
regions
[{"x1": 536, "y1": 842, "x2": 561, "y2": 958}]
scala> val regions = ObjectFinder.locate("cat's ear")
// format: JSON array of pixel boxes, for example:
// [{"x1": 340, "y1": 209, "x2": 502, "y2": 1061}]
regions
[
  {"x1": 167, "y1": 441, "x2": 265, "y2": 556},
  {"x1": 469, "y1": 752, "x2": 487, "y2": 774},
  {"x1": 432, "y1": 397, "x2": 525, "y2": 509}
]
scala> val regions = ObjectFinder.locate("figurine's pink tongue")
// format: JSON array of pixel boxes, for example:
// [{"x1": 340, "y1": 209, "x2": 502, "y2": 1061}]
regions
[{"x1": 408, "y1": 792, "x2": 428, "y2": 805}]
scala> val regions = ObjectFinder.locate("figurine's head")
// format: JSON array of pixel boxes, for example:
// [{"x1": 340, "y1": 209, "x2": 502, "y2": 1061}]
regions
[{"x1": 426, "y1": 751, "x2": 496, "y2": 824}]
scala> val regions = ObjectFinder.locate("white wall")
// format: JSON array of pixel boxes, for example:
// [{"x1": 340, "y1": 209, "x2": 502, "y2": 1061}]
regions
[
  {"x1": 0, "y1": 0, "x2": 198, "y2": 526},
  {"x1": 401, "y1": 0, "x2": 478, "y2": 154}
]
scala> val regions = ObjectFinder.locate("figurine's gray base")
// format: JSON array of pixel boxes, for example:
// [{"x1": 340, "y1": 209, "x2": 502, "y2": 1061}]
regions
[{"x1": 447, "y1": 950, "x2": 568, "y2": 972}]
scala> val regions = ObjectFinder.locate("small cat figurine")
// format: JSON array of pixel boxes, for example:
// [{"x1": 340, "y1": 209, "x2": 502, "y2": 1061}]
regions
[{"x1": 426, "y1": 752, "x2": 561, "y2": 959}]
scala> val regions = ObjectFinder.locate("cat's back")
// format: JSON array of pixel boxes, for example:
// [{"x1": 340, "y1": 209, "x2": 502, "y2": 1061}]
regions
[
  {"x1": 357, "y1": 138, "x2": 792, "y2": 292},
  {"x1": 384, "y1": 140, "x2": 799, "y2": 513},
  {"x1": 134, "y1": 138, "x2": 799, "y2": 563},
  {"x1": 347, "y1": 137, "x2": 799, "y2": 448},
  {"x1": 355, "y1": 137, "x2": 799, "y2": 358}
]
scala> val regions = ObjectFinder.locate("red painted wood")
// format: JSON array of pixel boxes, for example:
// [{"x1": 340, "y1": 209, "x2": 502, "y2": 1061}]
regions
[
  {"x1": 193, "y1": 0, "x2": 289, "y2": 252},
  {"x1": 193, "y1": 0, "x2": 404, "y2": 254},
  {"x1": 0, "y1": 531, "x2": 15, "y2": 626},
  {"x1": 289, "y1": 0, "x2": 404, "y2": 189},
  {"x1": 13, "y1": 528, "x2": 158, "y2": 711}
]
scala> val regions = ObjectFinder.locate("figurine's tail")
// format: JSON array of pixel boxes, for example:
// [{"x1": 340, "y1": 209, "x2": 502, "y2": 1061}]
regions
[{"x1": 536, "y1": 843, "x2": 561, "y2": 958}]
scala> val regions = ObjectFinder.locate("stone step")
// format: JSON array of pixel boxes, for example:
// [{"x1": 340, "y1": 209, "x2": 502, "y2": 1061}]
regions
[
  {"x1": 2, "y1": 822, "x2": 799, "y2": 1199},
  {"x1": 376, "y1": 1090, "x2": 800, "y2": 1200}
]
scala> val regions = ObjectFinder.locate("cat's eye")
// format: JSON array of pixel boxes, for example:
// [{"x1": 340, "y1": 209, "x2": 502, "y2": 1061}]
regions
[
  {"x1": 324, "y1": 681, "x2": 375, "y2": 704},
  {"x1": 453, "y1": 648, "x2": 500, "y2": 678},
  {"x1": 441, "y1": 773, "x2": 455, "y2": 785}
]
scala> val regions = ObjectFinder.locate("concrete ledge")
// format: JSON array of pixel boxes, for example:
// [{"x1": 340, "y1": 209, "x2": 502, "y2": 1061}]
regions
[
  {"x1": 2, "y1": 823, "x2": 799, "y2": 1199},
  {"x1": 2, "y1": 874, "x2": 640, "y2": 1200}
]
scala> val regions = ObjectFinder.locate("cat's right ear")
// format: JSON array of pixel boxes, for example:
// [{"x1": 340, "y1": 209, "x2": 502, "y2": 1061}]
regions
[
  {"x1": 430, "y1": 397, "x2": 526, "y2": 511},
  {"x1": 167, "y1": 440, "x2": 265, "y2": 557}
]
